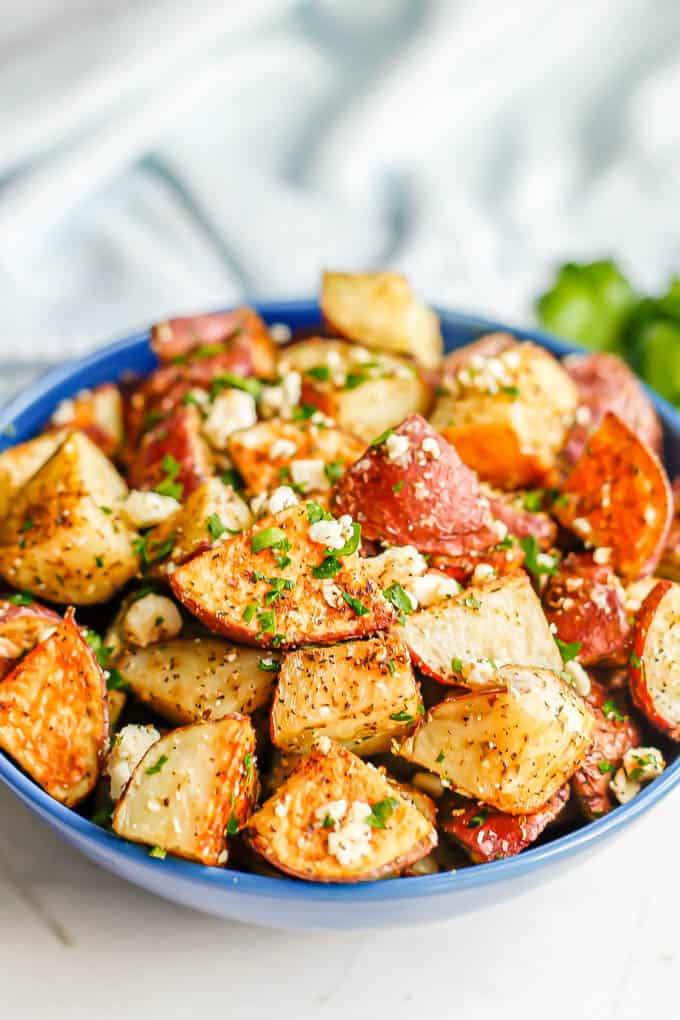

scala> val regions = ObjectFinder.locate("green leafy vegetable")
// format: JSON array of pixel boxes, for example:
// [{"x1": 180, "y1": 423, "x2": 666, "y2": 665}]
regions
[
  {"x1": 252, "y1": 527, "x2": 288, "y2": 553},
  {"x1": 555, "y1": 638, "x2": 582, "y2": 664},
  {"x1": 366, "y1": 797, "x2": 399, "y2": 829},
  {"x1": 520, "y1": 535, "x2": 557, "y2": 580},
  {"x1": 146, "y1": 754, "x2": 168, "y2": 776},
  {"x1": 536, "y1": 260, "x2": 637, "y2": 354},
  {"x1": 341, "y1": 591, "x2": 369, "y2": 616}
]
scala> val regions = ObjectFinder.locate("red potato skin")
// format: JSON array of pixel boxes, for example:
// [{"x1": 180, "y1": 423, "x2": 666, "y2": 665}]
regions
[
  {"x1": 542, "y1": 553, "x2": 631, "y2": 666},
  {"x1": 441, "y1": 333, "x2": 517, "y2": 381},
  {"x1": 440, "y1": 785, "x2": 570, "y2": 863},
  {"x1": 46, "y1": 383, "x2": 122, "y2": 458},
  {"x1": 127, "y1": 404, "x2": 212, "y2": 497},
  {"x1": 332, "y1": 414, "x2": 500, "y2": 557},
  {"x1": 150, "y1": 308, "x2": 275, "y2": 374},
  {"x1": 429, "y1": 544, "x2": 525, "y2": 584},
  {"x1": 486, "y1": 492, "x2": 557, "y2": 549},
  {"x1": 0, "y1": 598, "x2": 61, "y2": 659},
  {"x1": 571, "y1": 680, "x2": 642, "y2": 819},
  {"x1": 555, "y1": 412, "x2": 673, "y2": 579},
  {"x1": 563, "y1": 352, "x2": 662, "y2": 466},
  {"x1": 628, "y1": 579, "x2": 680, "y2": 740}
]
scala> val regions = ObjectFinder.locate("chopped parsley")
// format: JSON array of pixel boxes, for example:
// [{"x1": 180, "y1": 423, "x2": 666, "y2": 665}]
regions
[
  {"x1": 263, "y1": 576, "x2": 294, "y2": 605},
  {"x1": 193, "y1": 342, "x2": 225, "y2": 359},
  {"x1": 243, "y1": 751, "x2": 254, "y2": 773},
  {"x1": 6, "y1": 591, "x2": 34, "y2": 606},
  {"x1": 371, "y1": 427, "x2": 394, "y2": 446},
  {"x1": 312, "y1": 555, "x2": 342, "y2": 579},
  {"x1": 501, "y1": 385, "x2": 520, "y2": 398},
  {"x1": 522, "y1": 490, "x2": 545, "y2": 513},
  {"x1": 387, "y1": 659, "x2": 396, "y2": 675},
  {"x1": 467, "y1": 810, "x2": 488, "y2": 829},
  {"x1": 344, "y1": 371, "x2": 370, "y2": 390},
  {"x1": 393, "y1": 480, "x2": 404, "y2": 494},
  {"x1": 451, "y1": 657, "x2": 464, "y2": 673},
  {"x1": 210, "y1": 373, "x2": 262, "y2": 400},
  {"x1": 383, "y1": 583, "x2": 414, "y2": 620},
  {"x1": 341, "y1": 591, "x2": 369, "y2": 616},
  {"x1": 520, "y1": 535, "x2": 557, "y2": 580},
  {"x1": 20, "y1": 517, "x2": 35, "y2": 533},
  {"x1": 106, "y1": 668, "x2": 130, "y2": 692},
  {"x1": 133, "y1": 532, "x2": 176, "y2": 568},
  {"x1": 207, "y1": 513, "x2": 227, "y2": 540},
  {"x1": 243, "y1": 602, "x2": 258, "y2": 623},
  {"x1": 324, "y1": 460, "x2": 344, "y2": 484},
  {"x1": 435, "y1": 750, "x2": 446, "y2": 764},
  {"x1": 149, "y1": 846, "x2": 167, "y2": 859},
  {"x1": 630, "y1": 651, "x2": 642, "y2": 670},
  {"x1": 251, "y1": 526, "x2": 288, "y2": 554},
  {"x1": 146, "y1": 754, "x2": 168, "y2": 775},
  {"x1": 255, "y1": 608, "x2": 276, "y2": 638},
  {"x1": 602, "y1": 698, "x2": 625, "y2": 723},
  {"x1": 306, "y1": 365, "x2": 331, "y2": 381},
  {"x1": 389, "y1": 710, "x2": 414, "y2": 723},
  {"x1": 257, "y1": 658, "x2": 279, "y2": 672},
  {"x1": 154, "y1": 454, "x2": 183, "y2": 500},
  {"x1": 462, "y1": 594, "x2": 481, "y2": 610},
  {"x1": 84, "y1": 629, "x2": 112, "y2": 669},
  {"x1": 291, "y1": 404, "x2": 318, "y2": 421},
  {"x1": 322, "y1": 815, "x2": 335, "y2": 829},
  {"x1": 99, "y1": 505, "x2": 113, "y2": 515},
  {"x1": 366, "y1": 797, "x2": 399, "y2": 829},
  {"x1": 332, "y1": 522, "x2": 361, "y2": 557},
  {"x1": 220, "y1": 468, "x2": 243, "y2": 490},
  {"x1": 597, "y1": 760, "x2": 616, "y2": 775},
  {"x1": 555, "y1": 638, "x2": 582, "y2": 664},
  {"x1": 94, "y1": 555, "x2": 104, "y2": 568},
  {"x1": 226, "y1": 813, "x2": 239, "y2": 837},
  {"x1": 306, "y1": 501, "x2": 332, "y2": 524}
]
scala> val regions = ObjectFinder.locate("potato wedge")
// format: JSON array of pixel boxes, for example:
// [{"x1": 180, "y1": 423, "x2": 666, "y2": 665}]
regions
[
  {"x1": 278, "y1": 338, "x2": 430, "y2": 443},
  {"x1": 320, "y1": 270, "x2": 443, "y2": 370},
  {"x1": 0, "y1": 431, "x2": 138, "y2": 604},
  {"x1": 227, "y1": 417, "x2": 364, "y2": 496},
  {"x1": 0, "y1": 429, "x2": 68, "y2": 519},
  {"x1": 659, "y1": 476, "x2": 680, "y2": 581},
  {"x1": 332, "y1": 414, "x2": 499, "y2": 557},
  {"x1": 402, "y1": 572, "x2": 562, "y2": 685},
  {"x1": 571, "y1": 680, "x2": 641, "y2": 820},
  {"x1": 441, "y1": 333, "x2": 516, "y2": 378},
  {"x1": 271, "y1": 632, "x2": 420, "y2": 755},
  {"x1": 430, "y1": 340, "x2": 578, "y2": 489},
  {"x1": 151, "y1": 308, "x2": 275, "y2": 376},
  {"x1": 127, "y1": 404, "x2": 213, "y2": 498},
  {"x1": 542, "y1": 552, "x2": 630, "y2": 666},
  {"x1": 629, "y1": 580, "x2": 680, "y2": 740},
  {"x1": 49, "y1": 383, "x2": 124, "y2": 458},
  {"x1": 562, "y1": 352, "x2": 662, "y2": 466},
  {"x1": 0, "y1": 596, "x2": 60, "y2": 659},
  {"x1": 143, "y1": 477, "x2": 252, "y2": 575},
  {"x1": 554, "y1": 412, "x2": 672, "y2": 579},
  {"x1": 244, "y1": 741, "x2": 436, "y2": 882},
  {"x1": 485, "y1": 489, "x2": 557, "y2": 549},
  {"x1": 114, "y1": 637, "x2": 277, "y2": 724},
  {"x1": 440, "y1": 785, "x2": 570, "y2": 863},
  {"x1": 397, "y1": 665, "x2": 595, "y2": 814},
  {"x1": 112, "y1": 715, "x2": 258, "y2": 865},
  {"x1": 0, "y1": 609, "x2": 108, "y2": 805},
  {"x1": 171, "y1": 502, "x2": 394, "y2": 648}
]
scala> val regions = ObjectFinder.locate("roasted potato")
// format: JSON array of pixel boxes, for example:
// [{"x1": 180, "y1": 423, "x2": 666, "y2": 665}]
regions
[
  {"x1": 0, "y1": 595, "x2": 60, "y2": 659},
  {"x1": 271, "y1": 632, "x2": 421, "y2": 755},
  {"x1": 0, "y1": 609, "x2": 108, "y2": 805},
  {"x1": 228, "y1": 417, "x2": 364, "y2": 496},
  {"x1": 440, "y1": 785, "x2": 570, "y2": 863},
  {"x1": 485, "y1": 488, "x2": 557, "y2": 549},
  {"x1": 114, "y1": 636, "x2": 277, "y2": 724},
  {"x1": 48, "y1": 383, "x2": 124, "y2": 458},
  {"x1": 332, "y1": 413, "x2": 499, "y2": 557},
  {"x1": 629, "y1": 580, "x2": 680, "y2": 740},
  {"x1": 430, "y1": 339, "x2": 579, "y2": 489},
  {"x1": 555, "y1": 412, "x2": 672, "y2": 579},
  {"x1": 320, "y1": 270, "x2": 443, "y2": 370},
  {"x1": 143, "y1": 477, "x2": 252, "y2": 576},
  {"x1": 278, "y1": 338, "x2": 430, "y2": 443},
  {"x1": 0, "y1": 429, "x2": 68, "y2": 519},
  {"x1": 127, "y1": 404, "x2": 213, "y2": 497},
  {"x1": 0, "y1": 431, "x2": 139, "y2": 604},
  {"x1": 659, "y1": 476, "x2": 680, "y2": 581},
  {"x1": 562, "y1": 351, "x2": 662, "y2": 466},
  {"x1": 170, "y1": 502, "x2": 395, "y2": 648},
  {"x1": 440, "y1": 333, "x2": 516, "y2": 378},
  {"x1": 542, "y1": 552, "x2": 630, "y2": 666},
  {"x1": 397, "y1": 665, "x2": 595, "y2": 814},
  {"x1": 571, "y1": 680, "x2": 641, "y2": 819},
  {"x1": 403, "y1": 572, "x2": 562, "y2": 685},
  {"x1": 151, "y1": 307, "x2": 275, "y2": 376},
  {"x1": 112, "y1": 715, "x2": 258, "y2": 865},
  {"x1": 244, "y1": 741, "x2": 437, "y2": 882}
]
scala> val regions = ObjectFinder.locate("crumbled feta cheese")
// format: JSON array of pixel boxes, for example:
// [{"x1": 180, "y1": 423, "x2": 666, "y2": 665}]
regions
[
  {"x1": 203, "y1": 390, "x2": 257, "y2": 449},
  {"x1": 321, "y1": 580, "x2": 344, "y2": 609},
  {"x1": 267, "y1": 485, "x2": 300, "y2": 515},
  {"x1": 361, "y1": 545, "x2": 428, "y2": 590},
  {"x1": 122, "y1": 489, "x2": 180, "y2": 528},
  {"x1": 123, "y1": 593, "x2": 183, "y2": 648},
  {"x1": 409, "y1": 571, "x2": 460, "y2": 608},
  {"x1": 420, "y1": 437, "x2": 440, "y2": 459},
  {"x1": 536, "y1": 552, "x2": 557, "y2": 570},
  {"x1": 105, "y1": 724, "x2": 160, "y2": 800},
  {"x1": 270, "y1": 437, "x2": 298, "y2": 460},
  {"x1": 314, "y1": 799, "x2": 347, "y2": 826},
  {"x1": 472, "y1": 563, "x2": 496, "y2": 583},
  {"x1": 564, "y1": 660, "x2": 591, "y2": 697},
  {"x1": 316, "y1": 736, "x2": 332, "y2": 754},
  {"x1": 575, "y1": 405, "x2": 592, "y2": 427},
  {"x1": 290, "y1": 459, "x2": 329, "y2": 493},
  {"x1": 572, "y1": 517, "x2": 591, "y2": 535},
  {"x1": 622, "y1": 746, "x2": 666, "y2": 782},
  {"x1": 348, "y1": 345, "x2": 372, "y2": 364},
  {"x1": 462, "y1": 658, "x2": 498, "y2": 686},
  {"x1": 260, "y1": 371, "x2": 301, "y2": 419},
  {"x1": 491, "y1": 519, "x2": 509, "y2": 541},
  {"x1": 610, "y1": 767, "x2": 641, "y2": 805},
  {"x1": 250, "y1": 492, "x2": 269, "y2": 515},
  {"x1": 327, "y1": 801, "x2": 373, "y2": 866},
  {"x1": 308, "y1": 514, "x2": 354, "y2": 549},
  {"x1": 269, "y1": 322, "x2": 291, "y2": 344},
  {"x1": 384, "y1": 432, "x2": 411, "y2": 463},
  {"x1": 274, "y1": 794, "x2": 291, "y2": 818},
  {"x1": 502, "y1": 349, "x2": 521, "y2": 370},
  {"x1": 50, "y1": 397, "x2": 77, "y2": 426}
]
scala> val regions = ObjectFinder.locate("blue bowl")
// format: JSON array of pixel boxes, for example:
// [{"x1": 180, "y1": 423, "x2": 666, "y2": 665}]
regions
[{"x1": 1, "y1": 299, "x2": 679, "y2": 931}]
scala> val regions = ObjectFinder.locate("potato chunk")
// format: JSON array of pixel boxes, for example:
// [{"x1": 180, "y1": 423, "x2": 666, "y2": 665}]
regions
[
  {"x1": 397, "y1": 665, "x2": 595, "y2": 814},
  {"x1": 228, "y1": 417, "x2": 364, "y2": 495},
  {"x1": 279, "y1": 338, "x2": 430, "y2": 443},
  {"x1": 170, "y1": 502, "x2": 394, "y2": 648},
  {"x1": 271, "y1": 633, "x2": 420, "y2": 755},
  {"x1": 127, "y1": 404, "x2": 213, "y2": 498},
  {"x1": 114, "y1": 637, "x2": 277, "y2": 724},
  {"x1": 0, "y1": 596, "x2": 60, "y2": 659},
  {"x1": 244, "y1": 741, "x2": 436, "y2": 882},
  {"x1": 430, "y1": 340, "x2": 578, "y2": 488},
  {"x1": 320, "y1": 270, "x2": 443, "y2": 370},
  {"x1": 112, "y1": 715, "x2": 258, "y2": 865},
  {"x1": 0, "y1": 431, "x2": 138, "y2": 604},
  {"x1": 49, "y1": 383, "x2": 124, "y2": 458},
  {"x1": 629, "y1": 580, "x2": 680, "y2": 740},
  {"x1": 0, "y1": 609, "x2": 108, "y2": 805},
  {"x1": 402, "y1": 572, "x2": 562, "y2": 685},
  {"x1": 0, "y1": 430, "x2": 67, "y2": 519}
]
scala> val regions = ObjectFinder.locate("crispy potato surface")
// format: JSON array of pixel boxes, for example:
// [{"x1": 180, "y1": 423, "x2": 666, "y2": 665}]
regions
[
  {"x1": 49, "y1": 383, "x2": 124, "y2": 458},
  {"x1": 0, "y1": 609, "x2": 108, "y2": 805},
  {"x1": 244, "y1": 741, "x2": 436, "y2": 882},
  {"x1": 0, "y1": 597, "x2": 60, "y2": 659},
  {"x1": 113, "y1": 715, "x2": 258, "y2": 865},
  {"x1": 0, "y1": 430, "x2": 68, "y2": 519},
  {"x1": 629, "y1": 580, "x2": 680, "y2": 740},
  {"x1": 127, "y1": 404, "x2": 212, "y2": 497}
]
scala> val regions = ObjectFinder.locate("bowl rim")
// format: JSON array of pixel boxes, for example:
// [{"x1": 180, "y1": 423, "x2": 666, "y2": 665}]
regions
[{"x1": 1, "y1": 297, "x2": 680, "y2": 905}]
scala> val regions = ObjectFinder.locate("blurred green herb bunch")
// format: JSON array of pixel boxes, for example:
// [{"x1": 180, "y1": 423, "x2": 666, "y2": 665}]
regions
[{"x1": 536, "y1": 261, "x2": 680, "y2": 406}]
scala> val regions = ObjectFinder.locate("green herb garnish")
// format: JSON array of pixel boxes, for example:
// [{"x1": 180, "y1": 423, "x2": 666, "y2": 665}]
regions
[
  {"x1": 146, "y1": 754, "x2": 168, "y2": 775},
  {"x1": 366, "y1": 797, "x2": 399, "y2": 829}
]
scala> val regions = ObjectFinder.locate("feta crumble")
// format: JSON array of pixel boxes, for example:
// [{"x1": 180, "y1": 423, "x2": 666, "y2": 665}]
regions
[
  {"x1": 384, "y1": 432, "x2": 410, "y2": 463},
  {"x1": 269, "y1": 322, "x2": 291, "y2": 344},
  {"x1": 326, "y1": 801, "x2": 373, "y2": 866},
  {"x1": 260, "y1": 371, "x2": 301, "y2": 419},
  {"x1": 308, "y1": 514, "x2": 354, "y2": 549},
  {"x1": 622, "y1": 746, "x2": 665, "y2": 782},
  {"x1": 203, "y1": 390, "x2": 257, "y2": 449},
  {"x1": 420, "y1": 436, "x2": 440, "y2": 459},
  {"x1": 610, "y1": 767, "x2": 641, "y2": 805},
  {"x1": 314, "y1": 800, "x2": 347, "y2": 826},
  {"x1": 290, "y1": 458, "x2": 329, "y2": 492},
  {"x1": 409, "y1": 571, "x2": 461, "y2": 608},
  {"x1": 122, "y1": 490, "x2": 180, "y2": 528},
  {"x1": 270, "y1": 437, "x2": 298, "y2": 460},
  {"x1": 472, "y1": 563, "x2": 496, "y2": 583},
  {"x1": 105, "y1": 724, "x2": 161, "y2": 800},
  {"x1": 592, "y1": 547, "x2": 612, "y2": 565},
  {"x1": 564, "y1": 660, "x2": 591, "y2": 697},
  {"x1": 123, "y1": 593, "x2": 183, "y2": 648},
  {"x1": 267, "y1": 485, "x2": 300, "y2": 514}
]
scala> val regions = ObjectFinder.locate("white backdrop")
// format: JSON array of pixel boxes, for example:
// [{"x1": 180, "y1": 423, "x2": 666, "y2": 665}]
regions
[{"x1": 1, "y1": 0, "x2": 680, "y2": 365}]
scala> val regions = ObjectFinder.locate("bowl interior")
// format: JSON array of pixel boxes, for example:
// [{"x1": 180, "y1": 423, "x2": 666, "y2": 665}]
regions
[{"x1": 1, "y1": 298, "x2": 680, "y2": 921}]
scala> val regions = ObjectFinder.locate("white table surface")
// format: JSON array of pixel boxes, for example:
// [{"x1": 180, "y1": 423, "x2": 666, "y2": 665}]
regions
[{"x1": 1, "y1": 778, "x2": 678, "y2": 1020}]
